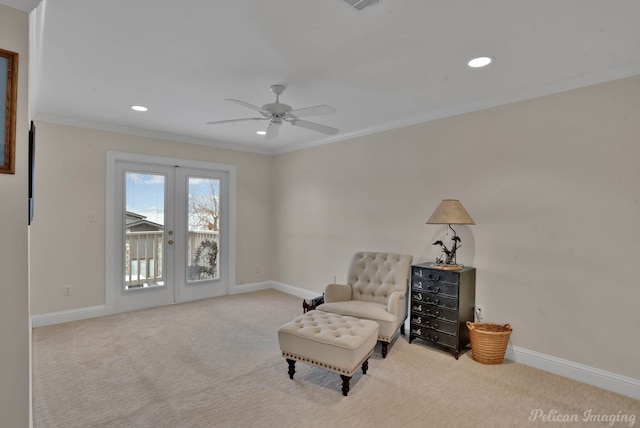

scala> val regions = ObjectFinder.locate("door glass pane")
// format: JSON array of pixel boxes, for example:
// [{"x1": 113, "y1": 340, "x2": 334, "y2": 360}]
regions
[
  {"x1": 187, "y1": 177, "x2": 220, "y2": 282},
  {"x1": 124, "y1": 172, "x2": 165, "y2": 290}
]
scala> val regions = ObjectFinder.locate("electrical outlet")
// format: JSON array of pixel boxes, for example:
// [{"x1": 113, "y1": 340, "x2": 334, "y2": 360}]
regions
[
  {"x1": 475, "y1": 305, "x2": 484, "y2": 321},
  {"x1": 64, "y1": 285, "x2": 72, "y2": 296}
]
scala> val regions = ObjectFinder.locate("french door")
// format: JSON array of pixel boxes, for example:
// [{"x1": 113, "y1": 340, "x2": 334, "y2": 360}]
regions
[{"x1": 106, "y1": 153, "x2": 235, "y2": 314}]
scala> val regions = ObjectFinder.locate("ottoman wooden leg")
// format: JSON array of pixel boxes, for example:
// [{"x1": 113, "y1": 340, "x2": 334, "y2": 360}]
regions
[
  {"x1": 361, "y1": 358, "x2": 369, "y2": 375},
  {"x1": 340, "y1": 375, "x2": 351, "y2": 396},
  {"x1": 286, "y1": 359, "x2": 296, "y2": 379},
  {"x1": 381, "y1": 342, "x2": 388, "y2": 358}
]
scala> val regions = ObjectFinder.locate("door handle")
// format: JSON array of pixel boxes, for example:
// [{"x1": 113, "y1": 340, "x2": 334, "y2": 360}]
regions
[{"x1": 168, "y1": 240, "x2": 174, "y2": 245}]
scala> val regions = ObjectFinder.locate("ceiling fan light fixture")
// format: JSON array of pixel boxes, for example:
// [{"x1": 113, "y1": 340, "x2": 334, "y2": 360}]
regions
[
  {"x1": 130, "y1": 105, "x2": 148, "y2": 112},
  {"x1": 467, "y1": 56, "x2": 493, "y2": 68},
  {"x1": 256, "y1": 131, "x2": 266, "y2": 135}
]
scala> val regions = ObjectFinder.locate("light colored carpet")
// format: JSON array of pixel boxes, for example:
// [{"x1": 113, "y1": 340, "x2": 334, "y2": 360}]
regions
[{"x1": 33, "y1": 289, "x2": 639, "y2": 427}]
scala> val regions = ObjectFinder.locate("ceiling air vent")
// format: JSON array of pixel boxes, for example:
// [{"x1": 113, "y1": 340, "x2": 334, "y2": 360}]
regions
[{"x1": 342, "y1": 0, "x2": 381, "y2": 12}]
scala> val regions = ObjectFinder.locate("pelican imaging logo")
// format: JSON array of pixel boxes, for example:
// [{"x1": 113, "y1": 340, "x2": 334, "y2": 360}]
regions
[{"x1": 529, "y1": 409, "x2": 636, "y2": 426}]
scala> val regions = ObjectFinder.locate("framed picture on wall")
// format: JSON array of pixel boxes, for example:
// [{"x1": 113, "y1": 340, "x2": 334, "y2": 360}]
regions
[{"x1": 1, "y1": 48, "x2": 18, "y2": 174}]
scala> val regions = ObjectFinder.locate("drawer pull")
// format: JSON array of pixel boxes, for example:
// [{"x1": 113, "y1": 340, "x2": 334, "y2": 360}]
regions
[
  {"x1": 426, "y1": 286, "x2": 440, "y2": 293},
  {"x1": 426, "y1": 333, "x2": 439, "y2": 342},
  {"x1": 425, "y1": 297, "x2": 439, "y2": 305},
  {"x1": 427, "y1": 273, "x2": 441, "y2": 281},
  {"x1": 426, "y1": 309, "x2": 440, "y2": 317},
  {"x1": 426, "y1": 320, "x2": 439, "y2": 329}
]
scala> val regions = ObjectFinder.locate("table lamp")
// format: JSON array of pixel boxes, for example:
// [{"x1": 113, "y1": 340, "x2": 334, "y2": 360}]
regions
[{"x1": 426, "y1": 199, "x2": 475, "y2": 270}]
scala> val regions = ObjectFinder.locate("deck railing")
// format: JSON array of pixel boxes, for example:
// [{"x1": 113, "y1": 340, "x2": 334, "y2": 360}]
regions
[
  {"x1": 187, "y1": 230, "x2": 219, "y2": 281},
  {"x1": 125, "y1": 230, "x2": 219, "y2": 288}
]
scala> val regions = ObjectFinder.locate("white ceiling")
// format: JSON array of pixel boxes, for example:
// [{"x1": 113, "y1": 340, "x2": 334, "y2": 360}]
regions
[
  {"x1": 7, "y1": 0, "x2": 640, "y2": 154},
  {"x1": 1, "y1": 0, "x2": 38, "y2": 12}
]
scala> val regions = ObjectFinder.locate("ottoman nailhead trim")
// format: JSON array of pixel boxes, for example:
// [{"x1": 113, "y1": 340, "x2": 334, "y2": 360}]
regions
[{"x1": 282, "y1": 349, "x2": 373, "y2": 376}]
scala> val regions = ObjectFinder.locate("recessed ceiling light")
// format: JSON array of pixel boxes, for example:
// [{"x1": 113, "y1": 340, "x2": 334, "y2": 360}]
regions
[
  {"x1": 256, "y1": 131, "x2": 266, "y2": 135},
  {"x1": 468, "y1": 56, "x2": 493, "y2": 68},
  {"x1": 130, "y1": 105, "x2": 148, "y2": 112}
]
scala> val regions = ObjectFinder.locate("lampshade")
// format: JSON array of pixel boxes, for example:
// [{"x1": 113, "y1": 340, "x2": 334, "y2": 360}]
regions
[{"x1": 426, "y1": 199, "x2": 475, "y2": 225}]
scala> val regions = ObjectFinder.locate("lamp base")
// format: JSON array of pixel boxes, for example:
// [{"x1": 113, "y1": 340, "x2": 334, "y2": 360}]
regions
[{"x1": 431, "y1": 263, "x2": 463, "y2": 271}]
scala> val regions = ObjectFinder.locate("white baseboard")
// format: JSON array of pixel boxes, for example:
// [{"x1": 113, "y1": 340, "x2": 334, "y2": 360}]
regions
[
  {"x1": 268, "y1": 281, "x2": 322, "y2": 300},
  {"x1": 32, "y1": 305, "x2": 107, "y2": 328},
  {"x1": 505, "y1": 345, "x2": 640, "y2": 400},
  {"x1": 31, "y1": 282, "x2": 313, "y2": 326},
  {"x1": 30, "y1": 282, "x2": 640, "y2": 400},
  {"x1": 232, "y1": 281, "x2": 320, "y2": 300},
  {"x1": 229, "y1": 281, "x2": 272, "y2": 294}
]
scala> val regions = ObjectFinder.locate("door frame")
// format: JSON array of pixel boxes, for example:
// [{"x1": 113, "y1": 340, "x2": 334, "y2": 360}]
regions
[{"x1": 105, "y1": 151, "x2": 237, "y2": 315}]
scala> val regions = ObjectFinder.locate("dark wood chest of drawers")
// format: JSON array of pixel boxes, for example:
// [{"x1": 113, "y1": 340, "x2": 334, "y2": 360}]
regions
[{"x1": 408, "y1": 263, "x2": 476, "y2": 359}]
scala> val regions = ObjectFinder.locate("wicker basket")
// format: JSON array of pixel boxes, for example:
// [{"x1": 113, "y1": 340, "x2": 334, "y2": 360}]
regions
[{"x1": 466, "y1": 321, "x2": 512, "y2": 365}]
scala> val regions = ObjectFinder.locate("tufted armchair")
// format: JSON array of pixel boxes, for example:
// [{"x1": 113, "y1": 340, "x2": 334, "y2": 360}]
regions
[{"x1": 316, "y1": 251, "x2": 413, "y2": 358}]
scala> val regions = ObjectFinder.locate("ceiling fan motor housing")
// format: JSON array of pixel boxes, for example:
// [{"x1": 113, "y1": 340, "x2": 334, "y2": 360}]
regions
[{"x1": 262, "y1": 103, "x2": 292, "y2": 115}]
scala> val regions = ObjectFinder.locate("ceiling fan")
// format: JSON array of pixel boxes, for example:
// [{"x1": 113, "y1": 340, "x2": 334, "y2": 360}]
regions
[{"x1": 206, "y1": 85, "x2": 339, "y2": 139}]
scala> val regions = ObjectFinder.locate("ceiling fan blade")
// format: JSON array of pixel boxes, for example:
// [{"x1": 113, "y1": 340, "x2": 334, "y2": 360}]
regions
[
  {"x1": 206, "y1": 117, "x2": 266, "y2": 125},
  {"x1": 288, "y1": 105, "x2": 336, "y2": 118},
  {"x1": 289, "y1": 119, "x2": 339, "y2": 136},
  {"x1": 225, "y1": 99, "x2": 266, "y2": 113},
  {"x1": 265, "y1": 121, "x2": 280, "y2": 139}
]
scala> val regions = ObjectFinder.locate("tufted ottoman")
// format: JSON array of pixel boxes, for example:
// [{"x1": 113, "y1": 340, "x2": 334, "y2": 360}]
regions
[{"x1": 277, "y1": 310, "x2": 379, "y2": 396}]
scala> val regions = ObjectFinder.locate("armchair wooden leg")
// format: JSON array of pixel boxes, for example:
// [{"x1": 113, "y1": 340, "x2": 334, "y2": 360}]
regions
[
  {"x1": 361, "y1": 358, "x2": 369, "y2": 375},
  {"x1": 381, "y1": 342, "x2": 388, "y2": 358}
]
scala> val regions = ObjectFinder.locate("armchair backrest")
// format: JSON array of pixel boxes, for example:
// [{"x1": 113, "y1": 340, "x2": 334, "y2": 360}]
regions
[{"x1": 347, "y1": 252, "x2": 413, "y2": 305}]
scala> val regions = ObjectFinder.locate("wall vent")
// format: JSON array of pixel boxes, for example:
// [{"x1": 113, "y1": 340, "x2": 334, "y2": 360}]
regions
[{"x1": 342, "y1": 0, "x2": 381, "y2": 12}]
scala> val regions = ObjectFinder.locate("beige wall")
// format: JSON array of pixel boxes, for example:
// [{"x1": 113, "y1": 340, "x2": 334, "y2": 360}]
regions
[
  {"x1": 273, "y1": 75, "x2": 640, "y2": 380},
  {"x1": 0, "y1": 4, "x2": 30, "y2": 427},
  {"x1": 29, "y1": 122, "x2": 273, "y2": 314}
]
